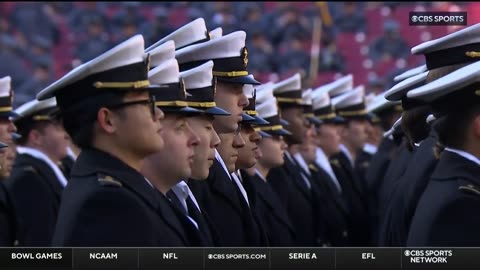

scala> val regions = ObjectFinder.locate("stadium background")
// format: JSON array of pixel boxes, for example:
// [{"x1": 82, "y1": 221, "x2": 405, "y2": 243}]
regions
[{"x1": 0, "y1": 1, "x2": 478, "y2": 108}]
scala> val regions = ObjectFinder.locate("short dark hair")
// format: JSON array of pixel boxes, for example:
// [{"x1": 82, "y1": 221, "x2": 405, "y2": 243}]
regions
[
  {"x1": 61, "y1": 91, "x2": 127, "y2": 149},
  {"x1": 401, "y1": 104, "x2": 431, "y2": 150},
  {"x1": 15, "y1": 120, "x2": 51, "y2": 145},
  {"x1": 433, "y1": 103, "x2": 480, "y2": 150}
]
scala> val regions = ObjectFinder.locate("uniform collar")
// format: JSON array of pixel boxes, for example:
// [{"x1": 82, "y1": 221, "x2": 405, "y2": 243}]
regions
[
  {"x1": 339, "y1": 144, "x2": 354, "y2": 167},
  {"x1": 66, "y1": 146, "x2": 78, "y2": 161},
  {"x1": 16, "y1": 146, "x2": 68, "y2": 187},
  {"x1": 171, "y1": 181, "x2": 190, "y2": 213},
  {"x1": 215, "y1": 149, "x2": 231, "y2": 180},
  {"x1": 363, "y1": 143, "x2": 378, "y2": 155},
  {"x1": 293, "y1": 152, "x2": 311, "y2": 176},
  {"x1": 444, "y1": 147, "x2": 480, "y2": 166}
]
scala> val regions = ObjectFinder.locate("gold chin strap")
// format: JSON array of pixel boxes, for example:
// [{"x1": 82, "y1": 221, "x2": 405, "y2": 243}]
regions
[
  {"x1": 276, "y1": 97, "x2": 303, "y2": 104},
  {"x1": 212, "y1": 71, "x2": 249, "y2": 77},
  {"x1": 0, "y1": 106, "x2": 12, "y2": 112},
  {"x1": 259, "y1": 125, "x2": 283, "y2": 131},
  {"x1": 32, "y1": 115, "x2": 52, "y2": 121},
  {"x1": 186, "y1": 101, "x2": 216, "y2": 108},
  {"x1": 244, "y1": 110, "x2": 257, "y2": 116},
  {"x1": 338, "y1": 109, "x2": 368, "y2": 117},
  {"x1": 93, "y1": 80, "x2": 150, "y2": 89},
  {"x1": 465, "y1": 51, "x2": 480, "y2": 58},
  {"x1": 155, "y1": 100, "x2": 188, "y2": 107},
  {"x1": 316, "y1": 112, "x2": 336, "y2": 120}
]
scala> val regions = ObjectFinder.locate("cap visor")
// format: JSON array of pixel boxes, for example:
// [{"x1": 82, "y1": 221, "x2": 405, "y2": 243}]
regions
[
  {"x1": 160, "y1": 106, "x2": 204, "y2": 114},
  {"x1": 216, "y1": 75, "x2": 261, "y2": 85},
  {"x1": 258, "y1": 130, "x2": 272, "y2": 138},
  {"x1": 203, "y1": 106, "x2": 231, "y2": 116},
  {"x1": 0, "y1": 111, "x2": 20, "y2": 120},
  {"x1": 280, "y1": 119, "x2": 290, "y2": 126},
  {"x1": 308, "y1": 116, "x2": 323, "y2": 126},
  {"x1": 241, "y1": 112, "x2": 256, "y2": 121},
  {"x1": 266, "y1": 128, "x2": 292, "y2": 136},
  {"x1": 0, "y1": 141, "x2": 8, "y2": 149},
  {"x1": 243, "y1": 115, "x2": 270, "y2": 125}
]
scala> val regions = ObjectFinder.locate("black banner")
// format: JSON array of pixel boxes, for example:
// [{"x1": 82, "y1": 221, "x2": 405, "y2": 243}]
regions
[{"x1": 0, "y1": 248, "x2": 477, "y2": 269}]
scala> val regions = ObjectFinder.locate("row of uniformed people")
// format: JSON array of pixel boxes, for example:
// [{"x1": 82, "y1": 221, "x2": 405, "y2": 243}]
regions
[{"x1": 1, "y1": 16, "x2": 479, "y2": 248}]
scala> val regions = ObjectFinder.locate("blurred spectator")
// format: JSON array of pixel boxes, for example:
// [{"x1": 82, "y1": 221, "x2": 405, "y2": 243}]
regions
[
  {"x1": 369, "y1": 19, "x2": 410, "y2": 62},
  {"x1": 333, "y1": 2, "x2": 367, "y2": 34},
  {"x1": 318, "y1": 33, "x2": 345, "y2": 72},
  {"x1": 140, "y1": 7, "x2": 175, "y2": 47},
  {"x1": 240, "y1": 4, "x2": 266, "y2": 34},
  {"x1": 112, "y1": 17, "x2": 141, "y2": 44},
  {"x1": 247, "y1": 30, "x2": 276, "y2": 73},
  {"x1": 112, "y1": 2, "x2": 144, "y2": 30},
  {"x1": 210, "y1": 3, "x2": 237, "y2": 35},
  {"x1": 68, "y1": 2, "x2": 108, "y2": 34},
  {"x1": 74, "y1": 16, "x2": 111, "y2": 63},
  {"x1": 270, "y1": 8, "x2": 310, "y2": 45},
  {"x1": 278, "y1": 36, "x2": 310, "y2": 74},
  {"x1": 0, "y1": 35, "x2": 28, "y2": 87},
  {"x1": 14, "y1": 57, "x2": 52, "y2": 108},
  {"x1": 10, "y1": 3, "x2": 60, "y2": 46}
]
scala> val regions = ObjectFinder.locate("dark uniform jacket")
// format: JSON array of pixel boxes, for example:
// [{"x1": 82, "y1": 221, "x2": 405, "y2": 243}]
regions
[
  {"x1": 364, "y1": 137, "x2": 397, "y2": 242},
  {"x1": 309, "y1": 163, "x2": 350, "y2": 246},
  {"x1": 330, "y1": 151, "x2": 372, "y2": 246},
  {"x1": 0, "y1": 182, "x2": 17, "y2": 246},
  {"x1": 267, "y1": 153, "x2": 325, "y2": 246},
  {"x1": 379, "y1": 133, "x2": 438, "y2": 246},
  {"x1": 166, "y1": 189, "x2": 221, "y2": 247},
  {"x1": 407, "y1": 150, "x2": 480, "y2": 246},
  {"x1": 188, "y1": 159, "x2": 267, "y2": 247},
  {"x1": 59, "y1": 155, "x2": 75, "y2": 179},
  {"x1": 242, "y1": 171, "x2": 295, "y2": 247},
  {"x1": 52, "y1": 148, "x2": 191, "y2": 247},
  {"x1": 5, "y1": 153, "x2": 64, "y2": 246}
]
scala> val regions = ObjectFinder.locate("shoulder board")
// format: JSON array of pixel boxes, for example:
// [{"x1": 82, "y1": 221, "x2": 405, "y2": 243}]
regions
[
  {"x1": 97, "y1": 174, "x2": 123, "y2": 187},
  {"x1": 330, "y1": 159, "x2": 341, "y2": 167},
  {"x1": 308, "y1": 164, "x2": 318, "y2": 172},
  {"x1": 22, "y1": 166, "x2": 38, "y2": 174},
  {"x1": 458, "y1": 184, "x2": 480, "y2": 196}
]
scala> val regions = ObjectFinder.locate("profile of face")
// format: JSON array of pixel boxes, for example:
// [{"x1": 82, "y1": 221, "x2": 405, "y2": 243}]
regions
[
  {"x1": 217, "y1": 131, "x2": 245, "y2": 173},
  {"x1": 367, "y1": 123, "x2": 384, "y2": 146},
  {"x1": 281, "y1": 107, "x2": 306, "y2": 145},
  {"x1": 148, "y1": 114, "x2": 199, "y2": 182},
  {"x1": 33, "y1": 121, "x2": 70, "y2": 163},
  {"x1": 258, "y1": 135, "x2": 286, "y2": 169},
  {"x1": 108, "y1": 91, "x2": 165, "y2": 158},
  {"x1": 299, "y1": 125, "x2": 317, "y2": 164},
  {"x1": 0, "y1": 118, "x2": 17, "y2": 145},
  {"x1": 0, "y1": 144, "x2": 16, "y2": 178},
  {"x1": 213, "y1": 81, "x2": 249, "y2": 133},
  {"x1": 186, "y1": 115, "x2": 220, "y2": 180},
  {"x1": 316, "y1": 123, "x2": 342, "y2": 157},
  {"x1": 341, "y1": 119, "x2": 369, "y2": 151},
  {"x1": 236, "y1": 124, "x2": 262, "y2": 170}
]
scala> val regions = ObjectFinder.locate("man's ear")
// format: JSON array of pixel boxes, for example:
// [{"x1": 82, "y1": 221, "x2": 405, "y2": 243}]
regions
[
  {"x1": 472, "y1": 113, "x2": 480, "y2": 139},
  {"x1": 97, "y1": 108, "x2": 118, "y2": 134},
  {"x1": 28, "y1": 129, "x2": 42, "y2": 147}
]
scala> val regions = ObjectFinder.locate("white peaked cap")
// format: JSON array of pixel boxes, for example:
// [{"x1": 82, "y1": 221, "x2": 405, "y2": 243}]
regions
[
  {"x1": 37, "y1": 35, "x2": 146, "y2": 100},
  {"x1": 383, "y1": 116, "x2": 402, "y2": 138},
  {"x1": 175, "y1": 31, "x2": 247, "y2": 63},
  {"x1": 243, "y1": 84, "x2": 255, "y2": 99},
  {"x1": 180, "y1": 60, "x2": 214, "y2": 90},
  {"x1": 365, "y1": 93, "x2": 376, "y2": 107},
  {"x1": 209, "y1": 27, "x2": 223, "y2": 39},
  {"x1": 407, "y1": 60, "x2": 480, "y2": 101},
  {"x1": 148, "y1": 58, "x2": 180, "y2": 85},
  {"x1": 0, "y1": 76, "x2": 11, "y2": 98},
  {"x1": 412, "y1": 23, "x2": 480, "y2": 55},
  {"x1": 145, "y1": 18, "x2": 208, "y2": 52},
  {"x1": 332, "y1": 86, "x2": 365, "y2": 109},
  {"x1": 14, "y1": 97, "x2": 57, "y2": 118},
  {"x1": 317, "y1": 74, "x2": 353, "y2": 97},
  {"x1": 312, "y1": 89, "x2": 332, "y2": 110},
  {"x1": 256, "y1": 96, "x2": 279, "y2": 119},
  {"x1": 256, "y1": 82, "x2": 275, "y2": 104},
  {"x1": 302, "y1": 89, "x2": 313, "y2": 105},
  {"x1": 367, "y1": 91, "x2": 400, "y2": 113},
  {"x1": 273, "y1": 73, "x2": 301, "y2": 94},
  {"x1": 426, "y1": 114, "x2": 436, "y2": 124},
  {"x1": 148, "y1": 40, "x2": 175, "y2": 68},
  {"x1": 394, "y1": 65, "x2": 428, "y2": 82},
  {"x1": 385, "y1": 71, "x2": 429, "y2": 101}
]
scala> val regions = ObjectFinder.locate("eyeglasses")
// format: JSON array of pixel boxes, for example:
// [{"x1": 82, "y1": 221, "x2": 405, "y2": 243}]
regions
[{"x1": 107, "y1": 95, "x2": 157, "y2": 119}]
